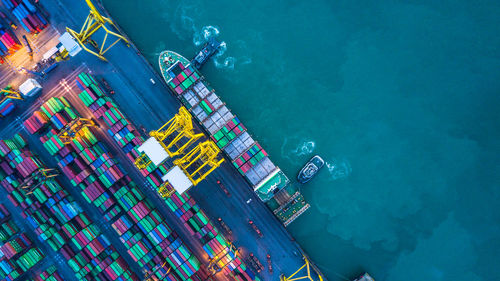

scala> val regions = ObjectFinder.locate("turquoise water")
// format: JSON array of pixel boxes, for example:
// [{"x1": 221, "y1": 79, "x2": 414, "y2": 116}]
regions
[{"x1": 103, "y1": 1, "x2": 500, "y2": 280}]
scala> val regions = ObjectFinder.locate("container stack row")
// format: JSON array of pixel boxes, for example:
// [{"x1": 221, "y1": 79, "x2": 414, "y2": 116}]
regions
[
  {"x1": 0, "y1": 134, "x2": 139, "y2": 280},
  {"x1": 165, "y1": 191, "x2": 257, "y2": 281},
  {"x1": 26, "y1": 89, "x2": 209, "y2": 281},
  {"x1": 0, "y1": 87, "x2": 17, "y2": 118},
  {"x1": 0, "y1": 23, "x2": 20, "y2": 57},
  {"x1": 31, "y1": 265, "x2": 64, "y2": 281},
  {"x1": 0, "y1": 0, "x2": 48, "y2": 34},
  {"x1": 76, "y1": 71, "x2": 260, "y2": 281},
  {"x1": 166, "y1": 63, "x2": 201, "y2": 95},
  {"x1": 0, "y1": 204, "x2": 45, "y2": 281}
]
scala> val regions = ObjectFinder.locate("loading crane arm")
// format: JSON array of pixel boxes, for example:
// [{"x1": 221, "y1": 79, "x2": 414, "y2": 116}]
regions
[
  {"x1": 66, "y1": 0, "x2": 130, "y2": 61},
  {"x1": 150, "y1": 106, "x2": 204, "y2": 158}
]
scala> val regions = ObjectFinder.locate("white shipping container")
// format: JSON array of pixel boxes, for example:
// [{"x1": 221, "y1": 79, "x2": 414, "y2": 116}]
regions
[
  {"x1": 207, "y1": 93, "x2": 217, "y2": 103},
  {"x1": 260, "y1": 157, "x2": 276, "y2": 173},
  {"x1": 203, "y1": 118, "x2": 214, "y2": 129},
  {"x1": 212, "y1": 98, "x2": 223, "y2": 109},
  {"x1": 19, "y1": 78, "x2": 42, "y2": 97},
  {"x1": 208, "y1": 123, "x2": 220, "y2": 135},
  {"x1": 245, "y1": 168, "x2": 259, "y2": 184}
]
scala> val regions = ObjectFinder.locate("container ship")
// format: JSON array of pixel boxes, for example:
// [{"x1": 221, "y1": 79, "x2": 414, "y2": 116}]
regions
[{"x1": 159, "y1": 50, "x2": 310, "y2": 226}]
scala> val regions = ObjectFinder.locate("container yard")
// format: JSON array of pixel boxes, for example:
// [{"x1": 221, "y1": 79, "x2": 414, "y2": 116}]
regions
[{"x1": 0, "y1": 0, "x2": 326, "y2": 280}]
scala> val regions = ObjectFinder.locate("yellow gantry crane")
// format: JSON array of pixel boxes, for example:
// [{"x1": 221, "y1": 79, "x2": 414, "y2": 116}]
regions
[
  {"x1": 173, "y1": 140, "x2": 224, "y2": 186},
  {"x1": 151, "y1": 107, "x2": 204, "y2": 158},
  {"x1": 157, "y1": 140, "x2": 224, "y2": 198},
  {"x1": 57, "y1": 118, "x2": 97, "y2": 144},
  {"x1": 1, "y1": 87, "x2": 23, "y2": 104},
  {"x1": 66, "y1": 0, "x2": 130, "y2": 61},
  {"x1": 135, "y1": 107, "x2": 223, "y2": 198},
  {"x1": 19, "y1": 168, "x2": 59, "y2": 195},
  {"x1": 208, "y1": 243, "x2": 239, "y2": 274},
  {"x1": 281, "y1": 256, "x2": 324, "y2": 281},
  {"x1": 135, "y1": 106, "x2": 203, "y2": 169}
]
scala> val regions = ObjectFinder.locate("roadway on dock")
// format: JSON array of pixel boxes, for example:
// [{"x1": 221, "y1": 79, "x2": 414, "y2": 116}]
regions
[{"x1": 0, "y1": 0, "x2": 322, "y2": 280}]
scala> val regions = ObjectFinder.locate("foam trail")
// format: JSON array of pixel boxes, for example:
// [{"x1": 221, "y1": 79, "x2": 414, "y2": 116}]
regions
[
  {"x1": 213, "y1": 41, "x2": 236, "y2": 70},
  {"x1": 325, "y1": 159, "x2": 352, "y2": 180},
  {"x1": 240, "y1": 57, "x2": 253, "y2": 65},
  {"x1": 214, "y1": 57, "x2": 236, "y2": 70},
  {"x1": 293, "y1": 141, "x2": 316, "y2": 156},
  {"x1": 192, "y1": 25, "x2": 220, "y2": 46},
  {"x1": 202, "y1": 25, "x2": 220, "y2": 40}
]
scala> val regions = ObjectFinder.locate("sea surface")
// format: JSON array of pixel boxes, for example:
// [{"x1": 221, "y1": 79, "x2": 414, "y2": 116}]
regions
[{"x1": 103, "y1": 1, "x2": 500, "y2": 280}]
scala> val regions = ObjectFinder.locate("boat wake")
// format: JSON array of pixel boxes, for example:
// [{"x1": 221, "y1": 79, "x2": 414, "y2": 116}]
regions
[
  {"x1": 294, "y1": 141, "x2": 316, "y2": 156},
  {"x1": 193, "y1": 25, "x2": 220, "y2": 46},
  {"x1": 213, "y1": 42, "x2": 237, "y2": 70},
  {"x1": 325, "y1": 159, "x2": 352, "y2": 180},
  {"x1": 281, "y1": 137, "x2": 316, "y2": 163}
]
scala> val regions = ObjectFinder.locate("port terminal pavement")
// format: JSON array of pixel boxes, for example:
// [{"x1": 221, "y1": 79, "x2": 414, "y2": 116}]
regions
[{"x1": 0, "y1": 0, "x2": 326, "y2": 280}]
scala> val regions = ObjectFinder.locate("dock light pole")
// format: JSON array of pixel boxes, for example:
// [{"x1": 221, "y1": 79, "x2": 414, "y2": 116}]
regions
[{"x1": 66, "y1": 0, "x2": 130, "y2": 61}]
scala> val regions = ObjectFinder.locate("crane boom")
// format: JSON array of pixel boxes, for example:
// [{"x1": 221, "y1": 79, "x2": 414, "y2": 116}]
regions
[{"x1": 66, "y1": 0, "x2": 129, "y2": 61}]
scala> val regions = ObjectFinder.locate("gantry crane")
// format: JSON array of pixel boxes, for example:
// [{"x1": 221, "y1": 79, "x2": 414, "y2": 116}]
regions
[
  {"x1": 57, "y1": 117, "x2": 97, "y2": 144},
  {"x1": 157, "y1": 140, "x2": 224, "y2": 198},
  {"x1": 208, "y1": 243, "x2": 239, "y2": 274},
  {"x1": 158, "y1": 182, "x2": 175, "y2": 198},
  {"x1": 66, "y1": 0, "x2": 129, "y2": 61},
  {"x1": 151, "y1": 107, "x2": 204, "y2": 158},
  {"x1": 174, "y1": 140, "x2": 224, "y2": 186},
  {"x1": 1, "y1": 87, "x2": 23, "y2": 104},
  {"x1": 19, "y1": 168, "x2": 59, "y2": 195},
  {"x1": 135, "y1": 106, "x2": 203, "y2": 169},
  {"x1": 280, "y1": 256, "x2": 324, "y2": 281}
]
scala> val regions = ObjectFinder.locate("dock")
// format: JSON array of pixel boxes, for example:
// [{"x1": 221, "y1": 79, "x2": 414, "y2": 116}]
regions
[{"x1": 0, "y1": 0, "x2": 326, "y2": 280}]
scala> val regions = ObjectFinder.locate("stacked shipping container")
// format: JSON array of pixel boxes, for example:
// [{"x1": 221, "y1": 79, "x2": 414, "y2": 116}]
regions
[
  {"x1": 0, "y1": 134, "x2": 139, "y2": 280},
  {"x1": 0, "y1": 204, "x2": 44, "y2": 281},
  {"x1": 31, "y1": 265, "x2": 64, "y2": 281},
  {"x1": 1, "y1": 0, "x2": 48, "y2": 34},
  {"x1": 77, "y1": 71, "x2": 260, "y2": 281},
  {"x1": 0, "y1": 22, "x2": 20, "y2": 57},
  {"x1": 26, "y1": 82, "x2": 209, "y2": 281}
]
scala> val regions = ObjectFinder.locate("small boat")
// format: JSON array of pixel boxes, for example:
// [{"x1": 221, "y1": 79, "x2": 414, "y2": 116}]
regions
[
  {"x1": 297, "y1": 155, "x2": 324, "y2": 184},
  {"x1": 191, "y1": 37, "x2": 221, "y2": 69}
]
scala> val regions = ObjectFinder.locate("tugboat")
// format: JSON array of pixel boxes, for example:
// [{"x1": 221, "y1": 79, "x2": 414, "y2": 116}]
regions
[
  {"x1": 191, "y1": 37, "x2": 222, "y2": 69},
  {"x1": 297, "y1": 155, "x2": 324, "y2": 184}
]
